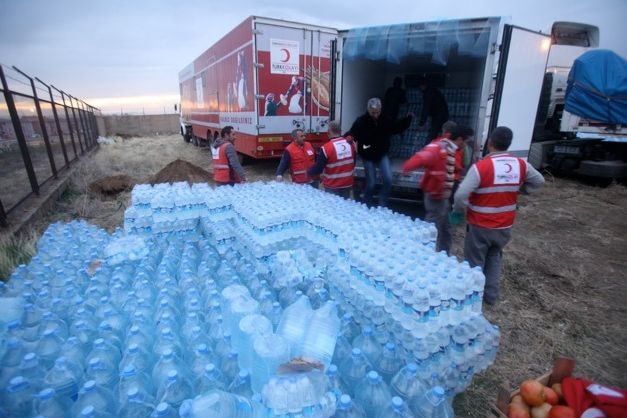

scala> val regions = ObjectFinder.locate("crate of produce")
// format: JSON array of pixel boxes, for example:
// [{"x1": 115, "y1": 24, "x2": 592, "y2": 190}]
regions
[{"x1": 491, "y1": 356, "x2": 576, "y2": 418}]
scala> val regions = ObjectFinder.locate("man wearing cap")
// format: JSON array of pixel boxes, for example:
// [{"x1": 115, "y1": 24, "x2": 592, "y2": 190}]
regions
[
  {"x1": 275, "y1": 128, "x2": 318, "y2": 187},
  {"x1": 450, "y1": 126, "x2": 545, "y2": 305}
]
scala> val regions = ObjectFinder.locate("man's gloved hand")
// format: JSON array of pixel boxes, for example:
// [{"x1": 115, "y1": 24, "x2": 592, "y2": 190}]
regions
[{"x1": 449, "y1": 211, "x2": 464, "y2": 226}]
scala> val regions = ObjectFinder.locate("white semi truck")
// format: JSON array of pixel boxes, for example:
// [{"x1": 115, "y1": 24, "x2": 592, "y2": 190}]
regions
[{"x1": 531, "y1": 49, "x2": 627, "y2": 183}]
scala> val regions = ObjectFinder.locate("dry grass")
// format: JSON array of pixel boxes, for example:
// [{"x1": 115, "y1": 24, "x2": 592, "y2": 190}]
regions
[{"x1": 2, "y1": 134, "x2": 626, "y2": 416}]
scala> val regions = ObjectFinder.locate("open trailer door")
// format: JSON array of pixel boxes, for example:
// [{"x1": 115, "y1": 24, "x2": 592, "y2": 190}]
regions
[
  {"x1": 489, "y1": 22, "x2": 599, "y2": 159},
  {"x1": 489, "y1": 24, "x2": 552, "y2": 158}
]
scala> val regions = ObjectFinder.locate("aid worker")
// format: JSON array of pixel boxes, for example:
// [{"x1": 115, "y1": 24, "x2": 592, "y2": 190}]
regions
[
  {"x1": 211, "y1": 126, "x2": 246, "y2": 186},
  {"x1": 307, "y1": 120, "x2": 355, "y2": 198},
  {"x1": 275, "y1": 128, "x2": 318, "y2": 187},
  {"x1": 450, "y1": 126, "x2": 545, "y2": 305}
]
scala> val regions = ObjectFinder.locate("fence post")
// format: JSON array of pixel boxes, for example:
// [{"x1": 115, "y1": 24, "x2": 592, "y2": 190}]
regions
[
  {"x1": 38, "y1": 78, "x2": 69, "y2": 167},
  {"x1": 14, "y1": 66, "x2": 58, "y2": 179},
  {"x1": 54, "y1": 87, "x2": 78, "y2": 160},
  {"x1": 77, "y1": 100, "x2": 92, "y2": 149},
  {"x1": 67, "y1": 94, "x2": 85, "y2": 154},
  {"x1": 0, "y1": 198, "x2": 6, "y2": 227},
  {"x1": 0, "y1": 65, "x2": 40, "y2": 195}
]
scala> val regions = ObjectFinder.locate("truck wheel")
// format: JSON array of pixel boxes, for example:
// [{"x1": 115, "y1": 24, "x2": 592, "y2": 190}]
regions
[{"x1": 182, "y1": 128, "x2": 191, "y2": 143}]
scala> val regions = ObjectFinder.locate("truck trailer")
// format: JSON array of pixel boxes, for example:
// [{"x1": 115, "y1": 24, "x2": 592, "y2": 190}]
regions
[
  {"x1": 178, "y1": 16, "x2": 338, "y2": 160},
  {"x1": 331, "y1": 18, "x2": 598, "y2": 196}
]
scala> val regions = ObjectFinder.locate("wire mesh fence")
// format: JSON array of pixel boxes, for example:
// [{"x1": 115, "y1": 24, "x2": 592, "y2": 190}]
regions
[{"x1": 0, "y1": 63, "x2": 100, "y2": 226}]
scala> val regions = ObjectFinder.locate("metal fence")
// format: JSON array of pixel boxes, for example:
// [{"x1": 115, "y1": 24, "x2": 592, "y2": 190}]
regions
[{"x1": 0, "y1": 63, "x2": 100, "y2": 227}]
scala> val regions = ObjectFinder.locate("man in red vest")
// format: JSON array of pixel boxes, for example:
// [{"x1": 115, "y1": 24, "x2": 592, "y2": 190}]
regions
[
  {"x1": 401, "y1": 121, "x2": 464, "y2": 255},
  {"x1": 307, "y1": 120, "x2": 355, "y2": 198},
  {"x1": 275, "y1": 128, "x2": 318, "y2": 187},
  {"x1": 211, "y1": 126, "x2": 247, "y2": 186},
  {"x1": 450, "y1": 126, "x2": 545, "y2": 305}
]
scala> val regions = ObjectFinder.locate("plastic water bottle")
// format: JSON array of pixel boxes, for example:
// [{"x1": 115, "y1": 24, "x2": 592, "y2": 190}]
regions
[
  {"x1": 221, "y1": 349, "x2": 240, "y2": 382},
  {"x1": 325, "y1": 364, "x2": 348, "y2": 400},
  {"x1": 179, "y1": 389, "x2": 255, "y2": 418},
  {"x1": 191, "y1": 343, "x2": 214, "y2": 376},
  {"x1": 150, "y1": 401, "x2": 179, "y2": 418},
  {"x1": 340, "y1": 313, "x2": 361, "y2": 342},
  {"x1": 276, "y1": 295, "x2": 313, "y2": 357},
  {"x1": 377, "y1": 396, "x2": 415, "y2": 418},
  {"x1": 2, "y1": 376, "x2": 36, "y2": 417},
  {"x1": 390, "y1": 363, "x2": 428, "y2": 401},
  {"x1": 78, "y1": 404, "x2": 116, "y2": 418},
  {"x1": 354, "y1": 371, "x2": 393, "y2": 418},
  {"x1": 86, "y1": 356, "x2": 118, "y2": 391},
  {"x1": 334, "y1": 394, "x2": 367, "y2": 418},
  {"x1": 339, "y1": 348, "x2": 372, "y2": 391},
  {"x1": 152, "y1": 348, "x2": 189, "y2": 391},
  {"x1": 235, "y1": 314, "x2": 272, "y2": 372},
  {"x1": 196, "y1": 363, "x2": 227, "y2": 393},
  {"x1": 119, "y1": 364, "x2": 154, "y2": 405},
  {"x1": 44, "y1": 356, "x2": 84, "y2": 401},
  {"x1": 250, "y1": 333, "x2": 290, "y2": 393},
  {"x1": 120, "y1": 343, "x2": 153, "y2": 375},
  {"x1": 119, "y1": 386, "x2": 156, "y2": 418},
  {"x1": 73, "y1": 380, "x2": 117, "y2": 417},
  {"x1": 60, "y1": 336, "x2": 88, "y2": 369},
  {"x1": 0, "y1": 338, "x2": 24, "y2": 387},
  {"x1": 332, "y1": 333, "x2": 353, "y2": 367},
  {"x1": 410, "y1": 386, "x2": 454, "y2": 418},
  {"x1": 228, "y1": 369, "x2": 253, "y2": 398},
  {"x1": 300, "y1": 301, "x2": 341, "y2": 369},
  {"x1": 156, "y1": 369, "x2": 192, "y2": 409},
  {"x1": 352, "y1": 326, "x2": 382, "y2": 365},
  {"x1": 18, "y1": 352, "x2": 45, "y2": 390},
  {"x1": 374, "y1": 342, "x2": 404, "y2": 383},
  {"x1": 33, "y1": 387, "x2": 72, "y2": 418},
  {"x1": 87, "y1": 338, "x2": 121, "y2": 369}
]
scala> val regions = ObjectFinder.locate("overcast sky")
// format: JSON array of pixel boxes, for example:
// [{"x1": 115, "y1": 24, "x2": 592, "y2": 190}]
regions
[{"x1": 1, "y1": 0, "x2": 625, "y2": 113}]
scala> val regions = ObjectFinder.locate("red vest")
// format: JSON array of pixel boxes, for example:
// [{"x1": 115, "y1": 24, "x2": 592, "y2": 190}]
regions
[
  {"x1": 321, "y1": 137, "x2": 355, "y2": 189},
  {"x1": 286, "y1": 141, "x2": 315, "y2": 183},
  {"x1": 212, "y1": 142, "x2": 241, "y2": 184},
  {"x1": 467, "y1": 153, "x2": 527, "y2": 229}
]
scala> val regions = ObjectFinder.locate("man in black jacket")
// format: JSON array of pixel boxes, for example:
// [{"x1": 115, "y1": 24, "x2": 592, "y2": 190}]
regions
[{"x1": 348, "y1": 97, "x2": 413, "y2": 207}]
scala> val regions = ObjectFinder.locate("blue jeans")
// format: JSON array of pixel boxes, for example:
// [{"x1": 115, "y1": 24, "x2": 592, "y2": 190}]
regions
[{"x1": 363, "y1": 155, "x2": 392, "y2": 207}]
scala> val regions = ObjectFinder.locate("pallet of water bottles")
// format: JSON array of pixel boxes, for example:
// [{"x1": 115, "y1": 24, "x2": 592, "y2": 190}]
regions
[
  {"x1": 0, "y1": 182, "x2": 501, "y2": 417},
  {"x1": 389, "y1": 87, "x2": 479, "y2": 159}
]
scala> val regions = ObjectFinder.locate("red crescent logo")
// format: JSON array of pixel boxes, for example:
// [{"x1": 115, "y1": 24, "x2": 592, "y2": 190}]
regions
[
  {"x1": 505, "y1": 163, "x2": 513, "y2": 173},
  {"x1": 340, "y1": 143, "x2": 347, "y2": 152},
  {"x1": 280, "y1": 48, "x2": 290, "y2": 62}
]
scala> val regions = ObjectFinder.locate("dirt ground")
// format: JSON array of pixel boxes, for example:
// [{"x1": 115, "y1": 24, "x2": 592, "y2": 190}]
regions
[{"x1": 13, "y1": 134, "x2": 627, "y2": 417}]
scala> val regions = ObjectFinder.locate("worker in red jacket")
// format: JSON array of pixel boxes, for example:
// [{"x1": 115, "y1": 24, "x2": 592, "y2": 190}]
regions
[
  {"x1": 275, "y1": 128, "x2": 318, "y2": 187},
  {"x1": 211, "y1": 126, "x2": 247, "y2": 186},
  {"x1": 401, "y1": 121, "x2": 465, "y2": 255},
  {"x1": 450, "y1": 126, "x2": 545, "y2": 305},
  {"x1": 307, "y1": 120, "x2": 355, "y2": 198}
]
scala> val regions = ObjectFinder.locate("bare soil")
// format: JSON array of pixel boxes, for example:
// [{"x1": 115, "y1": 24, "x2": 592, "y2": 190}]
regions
[
  {"x1": 150, "y1": 159, "x2": 214, "y2": 185},
  {"x1": 12, "y1": 134, "x2": 627, "y2": 416}
]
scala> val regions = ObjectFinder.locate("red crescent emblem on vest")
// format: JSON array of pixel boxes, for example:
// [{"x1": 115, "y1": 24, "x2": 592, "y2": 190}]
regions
[{"x1": 505, "y1": 163, "x2": 513, "y2": 173}]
